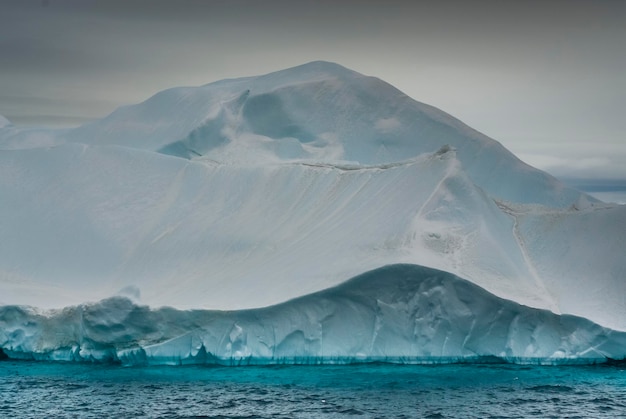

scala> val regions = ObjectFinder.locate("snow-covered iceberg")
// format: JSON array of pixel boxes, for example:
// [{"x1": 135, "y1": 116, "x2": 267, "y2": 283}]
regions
[
  {"x1": 1, "y1": 62, "x2": 625, "y2": 364},
  {"x1": 2, "y1": 265, "x2": 625, "y2": 365}
]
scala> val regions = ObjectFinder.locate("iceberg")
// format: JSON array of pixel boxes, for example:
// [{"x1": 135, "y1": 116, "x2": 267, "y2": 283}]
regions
[
  {"x1": 1, "y1": 62, "x2": 625, "y2": 363},
  {"x1": 2, "y1": 265, "x2": 625, "y2": 365}
]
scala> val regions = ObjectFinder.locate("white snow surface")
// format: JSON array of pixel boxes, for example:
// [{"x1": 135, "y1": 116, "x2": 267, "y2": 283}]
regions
[
  {"x1": 1, "y1": 62, "x2": 625, "y2": 363},
  {"x1": 2, "y1": 265, "x2": 625, "y2": 365}
]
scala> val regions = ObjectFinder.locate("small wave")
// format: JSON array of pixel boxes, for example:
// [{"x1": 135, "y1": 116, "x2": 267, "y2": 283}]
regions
[{"x1": 528, "y1": 385, "x2": 575, "y2": 393}]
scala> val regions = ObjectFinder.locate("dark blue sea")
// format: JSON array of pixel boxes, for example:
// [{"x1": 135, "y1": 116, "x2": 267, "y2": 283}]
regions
[{"x1": 1, "y1": 361, "x2": 625, "y2": 418}]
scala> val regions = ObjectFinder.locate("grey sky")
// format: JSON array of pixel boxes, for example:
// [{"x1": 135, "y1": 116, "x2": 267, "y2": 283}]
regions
[{"x1": 1, "y1": 0, "x2": 624, "y2": 179}]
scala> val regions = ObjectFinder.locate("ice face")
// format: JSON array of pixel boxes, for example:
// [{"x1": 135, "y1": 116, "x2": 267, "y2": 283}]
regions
[{"x1": 1, "y1": 265, "x2": 624, "y2": 365}]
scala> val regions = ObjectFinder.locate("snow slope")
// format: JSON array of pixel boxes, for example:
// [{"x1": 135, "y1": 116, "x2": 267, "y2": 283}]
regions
[
  {"x1": 0, "y1": 62, "x2": 625, "y2": 363},
  {"x1": 517, "y1": 204, "x2": 626, "y2": 327},
  {"x1": 0, "y1": 144, "x2": 544, "y2": 311},
  {"x1": 0, "y1": 140, "x2": 623, "y2": 331},
  {"x1": 64, "y1": 61, "x2": 584, "y2": 208},
  {"x1": 2, "y1": 265, "x2": 625, "y2": 365}
]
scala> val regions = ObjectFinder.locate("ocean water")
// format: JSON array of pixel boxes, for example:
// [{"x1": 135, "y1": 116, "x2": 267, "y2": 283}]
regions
[{"x1": 1, "y1": 361, "x2": 625, "y2": 418}]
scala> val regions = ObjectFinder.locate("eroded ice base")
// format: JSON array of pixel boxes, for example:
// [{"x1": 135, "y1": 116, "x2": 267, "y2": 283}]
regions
[{"x1": 2, "y1": 265, "x2": 624, "y2": 366}]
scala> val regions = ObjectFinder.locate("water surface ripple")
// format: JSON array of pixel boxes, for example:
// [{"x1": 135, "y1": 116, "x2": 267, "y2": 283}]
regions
[{"x1": 1, "y1": 362, "x2": 625, "y2": 418}]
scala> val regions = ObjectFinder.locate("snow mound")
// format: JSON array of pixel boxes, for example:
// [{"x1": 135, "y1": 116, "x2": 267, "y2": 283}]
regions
[
  {"x1": 64, "y1": 61, "x2": 586, "y2": 207},
  {"x1": 2, "y1": 265, "x2": 624, "y2": 365}
]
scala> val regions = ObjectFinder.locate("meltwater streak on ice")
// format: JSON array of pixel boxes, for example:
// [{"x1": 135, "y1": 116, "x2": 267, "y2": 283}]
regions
[
  {"x1": 2, "y1": 265, "x2": 626, "y2": 365},
  {"x1": 1, "y1": 362, "x2": 625, "y2": 418}
]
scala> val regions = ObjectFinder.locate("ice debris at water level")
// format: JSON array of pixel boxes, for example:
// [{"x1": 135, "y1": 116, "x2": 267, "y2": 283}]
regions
[{"x1": 2, "y1": 265, "x2": 625, "y2": 366}]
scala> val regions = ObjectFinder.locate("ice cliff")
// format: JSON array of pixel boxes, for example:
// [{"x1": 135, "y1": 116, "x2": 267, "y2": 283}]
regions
[
  {"x1": 1, "y1": 62, "x2": 625, "y2": 363},
  {"x1": 2, "y1": 265, "x2": 625, "y2": 365}
]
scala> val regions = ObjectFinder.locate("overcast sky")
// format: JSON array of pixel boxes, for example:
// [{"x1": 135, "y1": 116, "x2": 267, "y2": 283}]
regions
[{"x1": 1, "y1": 0, "x2": 624, "y2": 180}]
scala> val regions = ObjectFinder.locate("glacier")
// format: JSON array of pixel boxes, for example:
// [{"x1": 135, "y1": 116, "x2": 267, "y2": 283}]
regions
[{"x1": 0, "y1": 61, "x2": 625, "y2": 364}]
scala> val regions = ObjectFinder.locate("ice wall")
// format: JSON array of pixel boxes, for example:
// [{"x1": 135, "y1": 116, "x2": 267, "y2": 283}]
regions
[{"x1": 2, "y1": 265, "x2": 624, "y2": 365}]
